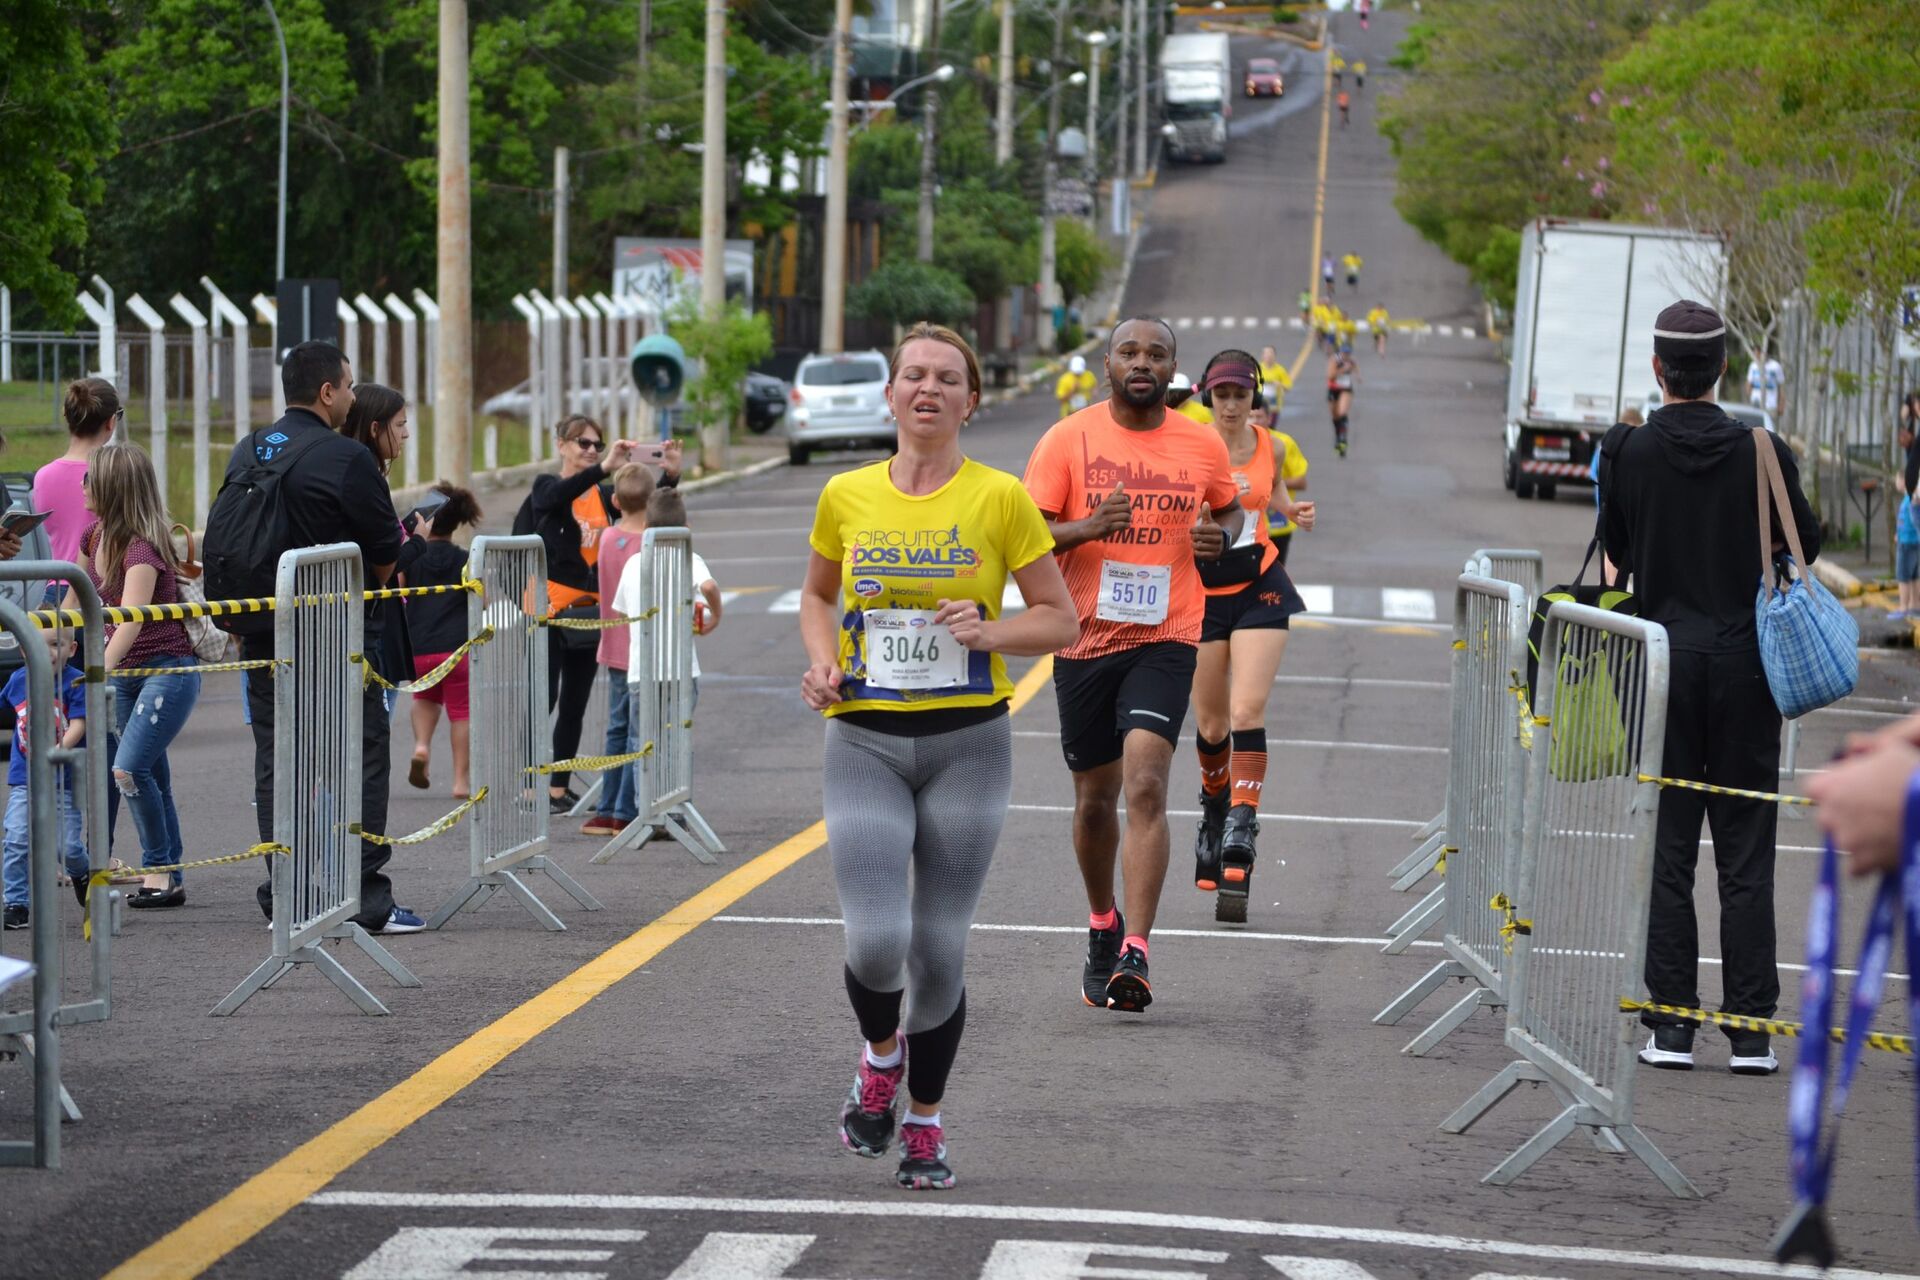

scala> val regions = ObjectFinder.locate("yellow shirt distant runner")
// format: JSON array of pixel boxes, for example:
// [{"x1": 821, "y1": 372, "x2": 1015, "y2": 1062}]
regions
[
  {"x1": 1366, "y1": 306, "x2": 1390, "y2": 333},
  {"x1": 1054, "y1": 370, "x2": 1097, "y2": 413},
  {"x1": 809, "y1": 457, "x2": 1054, "y2": 716},
  {"x1": 1267, "y1": 430, "x2": 1310, "y2": 535}
]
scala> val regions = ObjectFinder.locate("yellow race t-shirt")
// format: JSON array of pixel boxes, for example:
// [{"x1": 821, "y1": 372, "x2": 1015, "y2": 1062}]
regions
[
  {"x1": 1267, "y1": 430, "x2": 1310, "y2": 535},
  {"x1": 809, "y1": 458, "x2": 1055, "y2": 716}
]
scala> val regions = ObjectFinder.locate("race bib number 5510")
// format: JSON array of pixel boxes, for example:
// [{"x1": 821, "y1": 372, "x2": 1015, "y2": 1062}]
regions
[
  {"x1": 1096, "y1": 561, "x2": 1171, "y2": 625},
  {"x1": 861, "y1": 609, "x2": 966, "y2": 690}
]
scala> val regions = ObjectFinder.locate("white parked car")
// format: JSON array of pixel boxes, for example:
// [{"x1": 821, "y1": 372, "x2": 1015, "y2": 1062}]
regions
[
  {"x1": 784, "y1": 351, "x2": 894, "y2": 465},
  {"x1": 1639, "y1": 391, "x2": 1775, "y2": 434}
]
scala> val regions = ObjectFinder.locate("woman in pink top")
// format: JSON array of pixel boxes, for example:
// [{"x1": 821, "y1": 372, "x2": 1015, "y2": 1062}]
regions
[{"x1": 38, "y1": 379, "x2": 121, "y2": 568}]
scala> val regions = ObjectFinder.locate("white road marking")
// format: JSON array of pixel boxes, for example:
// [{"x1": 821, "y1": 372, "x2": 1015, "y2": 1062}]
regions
[
  {"x1": 304, "y1": 1193, "x2": 1920, "y2": 1279},
  {"x1": 1276, "y1": 674, "x2": 1449, "y2": 691},
  {"x1": 1221, "y1": 317, "x2": 1238, "y2": 329},
  {"x1": 1295, "y1": 584, "x2": 1334, "y2": 614},
  {"x1": 666, "y1": 1232, "x2": 815, "y2": 1280},
  {"x1": 1288, "y1": 317, "x2": 1305, "y2": 329},
  {"x1": 719, "y1": 591, "x2": 743, "y2": 607},
  {"x1": 1296, "y1": 614, "x2": 1450, "y2": 633},
  {"x1": 1380, "y1": 588, "x2": 1438, "y2": 622},
  {"x1": 1011, "y1": 731, "x2": 1446, "y2": 754},
  {"x1": 343, "y1": 1227, "x2": 648, "y2": 1280},
  {"x1": 1243, "y1": 316, "x2": 1260, "y2": 328},
  {"x1": 707, "y1": 918, "x2": 1907, "y2": 981},
  {"x1": 1268, "y1": 1260, "x2": 1381, "y2": 1280},
  {"x1": 1175, "y1": 317, "x2": 1192, "y2": 329},
  {"x1": 1007, "y1": 803, "x2": 1424, "y2": 828},
  {"x1": 767, "y1": 589, "x2": 804, "y2": 614},
  {"x1": 982, "y1": 1241, "x2": 1230, "y2": 1279},
  {"x1": 1267, "y1": 317, "x2": 1284, "y2": 329},
  {"x1": 1438, "y1": 325, "x2": 1454, "y2": 337},
  {"x1": 1463, "y1": 328, "x2": 1478, "y2": 339},
  {"x1": 1199, "y1": 317, "x2": 1217, "y2": 330}
]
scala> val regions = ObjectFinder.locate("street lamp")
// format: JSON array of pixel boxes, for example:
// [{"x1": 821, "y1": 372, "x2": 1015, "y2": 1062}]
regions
[{"x1": 829, "y1": 63, "x2": 956, "y2": 136}]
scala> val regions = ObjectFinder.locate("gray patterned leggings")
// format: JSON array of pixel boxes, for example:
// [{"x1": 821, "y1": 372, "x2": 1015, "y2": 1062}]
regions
[{"x1": 824, "y1": 712, "x2": 1012, "y2": 1102}]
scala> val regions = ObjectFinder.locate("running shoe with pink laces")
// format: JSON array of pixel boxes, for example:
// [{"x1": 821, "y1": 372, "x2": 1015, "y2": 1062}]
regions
[
  {"x1": 896, "y1": 1119, "x2": 955, "y2": 1190},
  {"x1": 838, "y1": 1053, "x2": 904, "y2": 1157}
]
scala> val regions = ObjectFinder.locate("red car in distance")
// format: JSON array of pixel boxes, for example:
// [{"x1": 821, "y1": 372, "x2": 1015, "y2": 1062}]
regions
[{"x1": 1245, "y1": 58, "x2": 1284, "y2": 97}]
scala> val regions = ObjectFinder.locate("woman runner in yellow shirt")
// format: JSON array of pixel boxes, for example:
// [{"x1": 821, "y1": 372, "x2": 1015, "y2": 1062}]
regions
[{"x1": 800, "y1": 322, "x2": 1077, "y2": 1192}]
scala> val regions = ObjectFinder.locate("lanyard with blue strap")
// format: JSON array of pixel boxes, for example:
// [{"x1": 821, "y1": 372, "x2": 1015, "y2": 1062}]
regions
[{"x1": 1772, "y1": 769, "x2": 1920, "y2": 1266}]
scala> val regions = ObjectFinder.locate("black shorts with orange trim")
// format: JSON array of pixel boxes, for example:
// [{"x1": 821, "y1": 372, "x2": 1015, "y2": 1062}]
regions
[{"x1": 1201, "y1": 556, "x2": 1307, "y2": 641}]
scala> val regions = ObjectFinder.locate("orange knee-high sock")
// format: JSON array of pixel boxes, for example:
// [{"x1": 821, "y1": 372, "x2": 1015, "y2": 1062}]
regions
[
  {"x1": 1196, "y1": 733, "x2": 1231, "y2": 797},
  {"x1": 1229, "y1": 727, "x2": 1267, "y2": 810}
]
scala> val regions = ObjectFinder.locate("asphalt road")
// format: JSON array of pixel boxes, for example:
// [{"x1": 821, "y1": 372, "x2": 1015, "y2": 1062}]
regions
[{"x1": 5, "y1": 10, "x2": 1919, "y2": 1279}]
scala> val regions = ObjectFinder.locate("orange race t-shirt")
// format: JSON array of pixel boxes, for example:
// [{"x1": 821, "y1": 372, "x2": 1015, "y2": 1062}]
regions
[
  {"x1": 1203, "y1": 425, "x2": 1280, "y2": 598},
  {"x1": 548, "y1": 488, "x2": 612, "y2": 612},
  {"x1": 1023, "y1": 403, "x2": 1238, "y2": 660}
]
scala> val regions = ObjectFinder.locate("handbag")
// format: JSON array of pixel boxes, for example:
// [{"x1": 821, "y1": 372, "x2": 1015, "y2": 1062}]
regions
[
  {"x1": 1524, "y1": 422, "x2": 1639, "y2": 700},
  {"x1": 1546, "y1": 643, "x2": 1630, "y2": 781},
  {"x1": 172, "y1": 524, "x2": 233, "y2": 665},
  {"x1": 1752, "y1": 429, "x2": 1857, "y2": 718}
]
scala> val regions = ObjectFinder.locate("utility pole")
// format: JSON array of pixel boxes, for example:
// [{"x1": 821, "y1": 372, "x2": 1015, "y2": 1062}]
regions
[
  {"x1": 994, "y1": 0, "x2": 1015, "y2": 166},
  {"x1": 822, "y1": 0, "x2": 852, "y2": 355},
  {"x1": 1134, "y1": 0, "x2": 1149, "y2": 178},
  {"x1": 552, "y1": 146, "x2": 570, "y2": 301},
  {"x1": 262, "y1": 0, "x2": 289, "y2": 281},
  {"x1": 1037, "y1": 3, "x2": 1067, "y2": 354},
  {"x1": 1115, "y1": 0, "x2": 1130, "y2": 197},
  {"x1": 435, "y1": 0, "x2": 473, "y2": 485},
  {"x1": 915, "y1": 0, "x2": 944, "y2": 262},
  {"x1": 699, "y1": 0, "x2": 728, "y2": 471},
  {"x1": 1084, "y1": 33, "x2": 1104, "y2": 197},
  {"x1": 638, "y1": 0, "x2": 650, "y2": 76}
]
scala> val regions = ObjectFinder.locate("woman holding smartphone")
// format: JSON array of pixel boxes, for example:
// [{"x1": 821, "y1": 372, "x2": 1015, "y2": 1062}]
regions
[{"x1": 514, "y1": 416, "x2": 679, "y2": 812}]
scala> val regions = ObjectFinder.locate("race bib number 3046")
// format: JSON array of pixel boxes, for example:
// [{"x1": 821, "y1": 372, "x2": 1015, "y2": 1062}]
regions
[
  {"x1": 861, "y1": 609, "x2": 966, "y2": 690},
  {"x1": 1096, "y1": 560, "x2": 1171, "y2": 625}
]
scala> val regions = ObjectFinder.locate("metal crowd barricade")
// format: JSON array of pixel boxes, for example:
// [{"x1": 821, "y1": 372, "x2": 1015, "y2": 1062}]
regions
[
  {"x1": 0, "y1": 597, "x2": 70, "y2": 1167},
  {"x1": 213, "y1": 545, "x2": 420, "y2": 1016},
  {"x1": 425, "y1": 536, "x2": 600, "y2": 930},
  {"x1": 1440, "y1": 602, "x2": 1697, "y2": 1196},
  {"x1": 0, "y1": 563, "x2": 117, "y2": 1145},
  {"x1": 593, "y1": 528, "x2": 724, "y2": 865},
  {"x1": 1380, "y1": 549, "x2": 1544, "y2": 948},
  {"x1": 1376, "y1": 576, "x2": 1529, "y2": 1054}
]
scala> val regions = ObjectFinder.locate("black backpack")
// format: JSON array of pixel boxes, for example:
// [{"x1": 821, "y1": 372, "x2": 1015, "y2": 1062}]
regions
[
  {"x1": 204, "y1": 429, "x2": 329, "y2": 636},
  {"x1": 1523, "y1": 421, "x2": 1641, "y2": 700}
]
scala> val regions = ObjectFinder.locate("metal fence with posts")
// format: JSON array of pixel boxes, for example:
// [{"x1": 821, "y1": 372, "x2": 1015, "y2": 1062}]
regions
[
  {"x1": 592, "y1": 528, "x2": 724, "y2": 866},
  {"x1": 212, "y1": 545, "x2": 421, "y2": 1017},
  {"x1": 1439, "y1": 601, "x2": 1697, "y2": 1197},
  {"x1": 425, "y1": 536, "x2": 602, "y2": 930},
  {"x1": 1375, "y1": 574, "x2": 1529, "y2": 1055}
]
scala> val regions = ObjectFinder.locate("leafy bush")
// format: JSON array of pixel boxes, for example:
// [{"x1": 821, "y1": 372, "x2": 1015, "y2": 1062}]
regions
[{"x1": 849, "y1": 260, "x2": 977, "y2": 331}]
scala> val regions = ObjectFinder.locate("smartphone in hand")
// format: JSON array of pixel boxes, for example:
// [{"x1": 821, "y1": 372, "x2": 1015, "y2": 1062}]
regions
[{"x1": 1, "y1": 505, "x2": 51, "y2": 539}]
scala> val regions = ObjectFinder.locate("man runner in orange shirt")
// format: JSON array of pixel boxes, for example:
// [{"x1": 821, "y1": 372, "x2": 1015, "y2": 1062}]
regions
[{"x1": 1023, "y1": 316, "x2": 1243, "y2": 1012}]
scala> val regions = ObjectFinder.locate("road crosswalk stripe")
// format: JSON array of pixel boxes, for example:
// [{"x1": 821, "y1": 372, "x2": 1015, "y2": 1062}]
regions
[
  {"x1": 767, "y1": 589, "x2": 803, "y2": 614},
  {"x1": 1381, "y1": 588, "x2": 1438, "y2": 622},
  {"x1": 1220, "y1": 316, "x2": 1237, "y2": 328}
]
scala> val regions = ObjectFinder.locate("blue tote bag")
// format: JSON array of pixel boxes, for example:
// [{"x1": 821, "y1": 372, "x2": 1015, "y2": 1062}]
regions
[{"x1": 1752, "y1": 428, "x2": 1857, "y2": 719}]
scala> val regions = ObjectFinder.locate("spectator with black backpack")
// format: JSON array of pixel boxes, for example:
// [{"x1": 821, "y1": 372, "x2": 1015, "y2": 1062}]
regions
[{"x1": 203, "y1": 340, "x2": 422, "y2": 934}]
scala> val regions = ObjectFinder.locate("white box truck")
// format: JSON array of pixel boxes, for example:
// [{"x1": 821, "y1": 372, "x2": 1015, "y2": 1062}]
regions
[
  {"x1": 1504, "y1": 218, "x2": 1727, "y2": 499},
  {"x1": 1160, "y1": 31, "x2": 1231, "y2": 164}
]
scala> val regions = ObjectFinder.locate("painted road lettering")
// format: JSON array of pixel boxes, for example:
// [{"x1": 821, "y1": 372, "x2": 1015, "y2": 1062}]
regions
[{"x1": 342, "y1": 1227, "x2": 649, "y2": 1279}]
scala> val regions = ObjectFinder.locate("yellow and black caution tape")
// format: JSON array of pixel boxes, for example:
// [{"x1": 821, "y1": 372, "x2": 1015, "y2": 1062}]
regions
[
  {"x1": 83, "y1": 842, "x2": 289, "y2": 938},
  {"x1": 354, "y1": 787, "x2": 487, "y2": 847},
  {"x1": 1489, "y1": 892, "x2": 1532, "y2": 954},
  {"x1": 355, "y1": 627, "x2": 494, "y2": 693},
  {"x1": 528, "y1": 744, "x2": 655, "y2": 776},
  {"x1": 112, "y1": 658, "x2": 283, "y2": 678},
  {"x1": 1636, "y1": 774, "x2": 1815, "y2": 807},
  {"x1": 364, "y1": 581, "x2": 481, "y2": 603},
  {"x1": 1435, "y1": 845, "x2": 1453, "y2": 876},
  {"x1": 1620, "y1": 998, "x2": 1912, "y2": 1055},
  {"x1": 33, "y1": 582, "x2": 484, "y2": 630},
  {"x1": 538, "y1": 608, "x2": 655, "y2": 631},
  {"x1": 1510, "y1": 681, "x2": 1535, "y2": 750},
  {"x1": 1451, "y1": 639, "x2": 1467, "y2": 651}
]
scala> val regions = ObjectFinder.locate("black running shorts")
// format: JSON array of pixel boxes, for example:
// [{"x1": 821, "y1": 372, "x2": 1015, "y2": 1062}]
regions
[
  {"x1": 1052, "y1": 641, "x2": 1197, "y2": 771},
  {"x1": 1202, "y1": 557, "x2": 1307, "y2": 641}
]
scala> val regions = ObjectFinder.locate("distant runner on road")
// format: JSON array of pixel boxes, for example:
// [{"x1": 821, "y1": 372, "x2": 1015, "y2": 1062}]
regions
[
  {"x1": 1255, "y1": 404, "x2": 1310, "y2": 566},
  {"x1": 1321, "y1": 255, "x2": 1336, "y2": 293},
  {"x1": 1342, "y1": 252, "x2": 1363, "y2": 291},
  {"x1": 1337, "y1": 90, "x2": 1351, "y2": 128},
  {"x1": 801, "y1": 323, "x2": 1077, "y2": 1191},
  {"x1": 1257, "y1": 345, "x2": 1293, "y2": 417},
  {"x1": 1023, "y1": 316, "x2": 1243, "y2": 1013},
  {"x1": 1055, "y1": 354, "x2": 1097, "y2": 419},
  {"x1": 1188, "y1": 351, "x2": 1315, "y2": 923},
  {"x1": 1367, "y1": 304, "x2": 1390, "y2": 354},
  {"x1": 1327, "y1": 343, "x2": 1358, "y2": 456}
]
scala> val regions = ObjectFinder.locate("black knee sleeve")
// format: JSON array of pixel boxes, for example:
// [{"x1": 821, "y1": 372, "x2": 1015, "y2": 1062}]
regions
[
  {"x1": 1196, "y1": 732, "x2": 1230, "y2": 756},
  {"x1": 1230, "y1": 727, "x2": 1267, "y2": 753},
  {"x1": 844, "y1": 965, "x2": 904, "y2": 1045},
  {"x1": 904, "y1": 992, "x2": 966, "y2": 1106}
]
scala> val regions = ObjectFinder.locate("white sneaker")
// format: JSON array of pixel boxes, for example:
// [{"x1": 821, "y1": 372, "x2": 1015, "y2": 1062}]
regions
[
  {"x1": 1638, "y1": 1030, "x2": 1695, "y2": 1070},
  {"x1": 1729, "y1": 1046, "x2": 1779, "y2": 1075}
]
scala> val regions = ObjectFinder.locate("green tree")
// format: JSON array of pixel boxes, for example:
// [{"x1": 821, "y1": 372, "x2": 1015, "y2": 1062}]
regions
[
  {"x1": 1, "y1": 1, "x2": 117, "y2": 322},
  {"x1": 849, "y1": 260, "x2": 976, "y2": 331},
  {"x1": 1052, "y1": 217, "x2": 1113, "y2": 309},
  {"x1": 666, "y1": 295, "x2": 773, "y2": 470}
]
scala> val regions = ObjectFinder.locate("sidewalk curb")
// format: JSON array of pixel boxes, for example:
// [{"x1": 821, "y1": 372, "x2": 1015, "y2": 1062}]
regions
[{"x1": 1811, "y1": 558, "x2": 1864, "y2": 598}]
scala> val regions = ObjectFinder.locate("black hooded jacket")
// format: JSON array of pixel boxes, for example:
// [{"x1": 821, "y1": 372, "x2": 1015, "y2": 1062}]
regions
[{"x1": 1599, "y1": 400, "x2": 1821, "y2": 654}]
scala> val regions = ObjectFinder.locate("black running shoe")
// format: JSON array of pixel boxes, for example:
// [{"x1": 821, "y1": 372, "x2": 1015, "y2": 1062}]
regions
[
  {"x1": 1216, "y1": 804, "x2": 1259, "y2": 924},
  {"x1": 1194, "y1": 789, "x2": 1228, "y2": 891},
  {"x1": 838, "y1": 1052, "x2": 904, "y2": 1157},
  {"x1": 1082, "y1": 907, "x2": 1125, "y2": 1007},
  {"x1": 896, "y1": 1120, "x2": 955, "y2": 1190},
  {"x1": 1106, "y1": 945, "x2": 1153, "y2": 1012}
]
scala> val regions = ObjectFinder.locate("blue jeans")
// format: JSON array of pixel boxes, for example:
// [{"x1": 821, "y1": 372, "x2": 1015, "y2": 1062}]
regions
[
  {"x1": 106, "y1": 656, "x2": 201, "y2": 885},
  {"x1": 596, "y1": 668, "x2": 640, "y2": 821},
  {"x1": 2, "y1": 782, "x2": 87, "y2": 908}
]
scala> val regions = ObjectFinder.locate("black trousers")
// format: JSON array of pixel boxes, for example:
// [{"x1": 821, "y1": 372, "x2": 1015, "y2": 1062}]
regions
[
  {"x1": 1643, "y1": 646, "x2": 1780, "y2": 1036},
  {"x1": 547, "y1": 619, "x2": 600, "y2": 792},
  {"x1": 246, "y1": 635, "x2": 395, "y2": 931}
]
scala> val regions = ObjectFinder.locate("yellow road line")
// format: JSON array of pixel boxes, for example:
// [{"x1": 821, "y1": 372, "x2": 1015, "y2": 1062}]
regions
[
  {"x1": 1288, "y1": 40, "x2": 1335, "y2": 387},
  {"x1": 105, "y1": 822, "x2": 828, "y2": 1279},
  {"x1": 109, "y1": 658, "x2": 1062, "y2": 1279}
]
